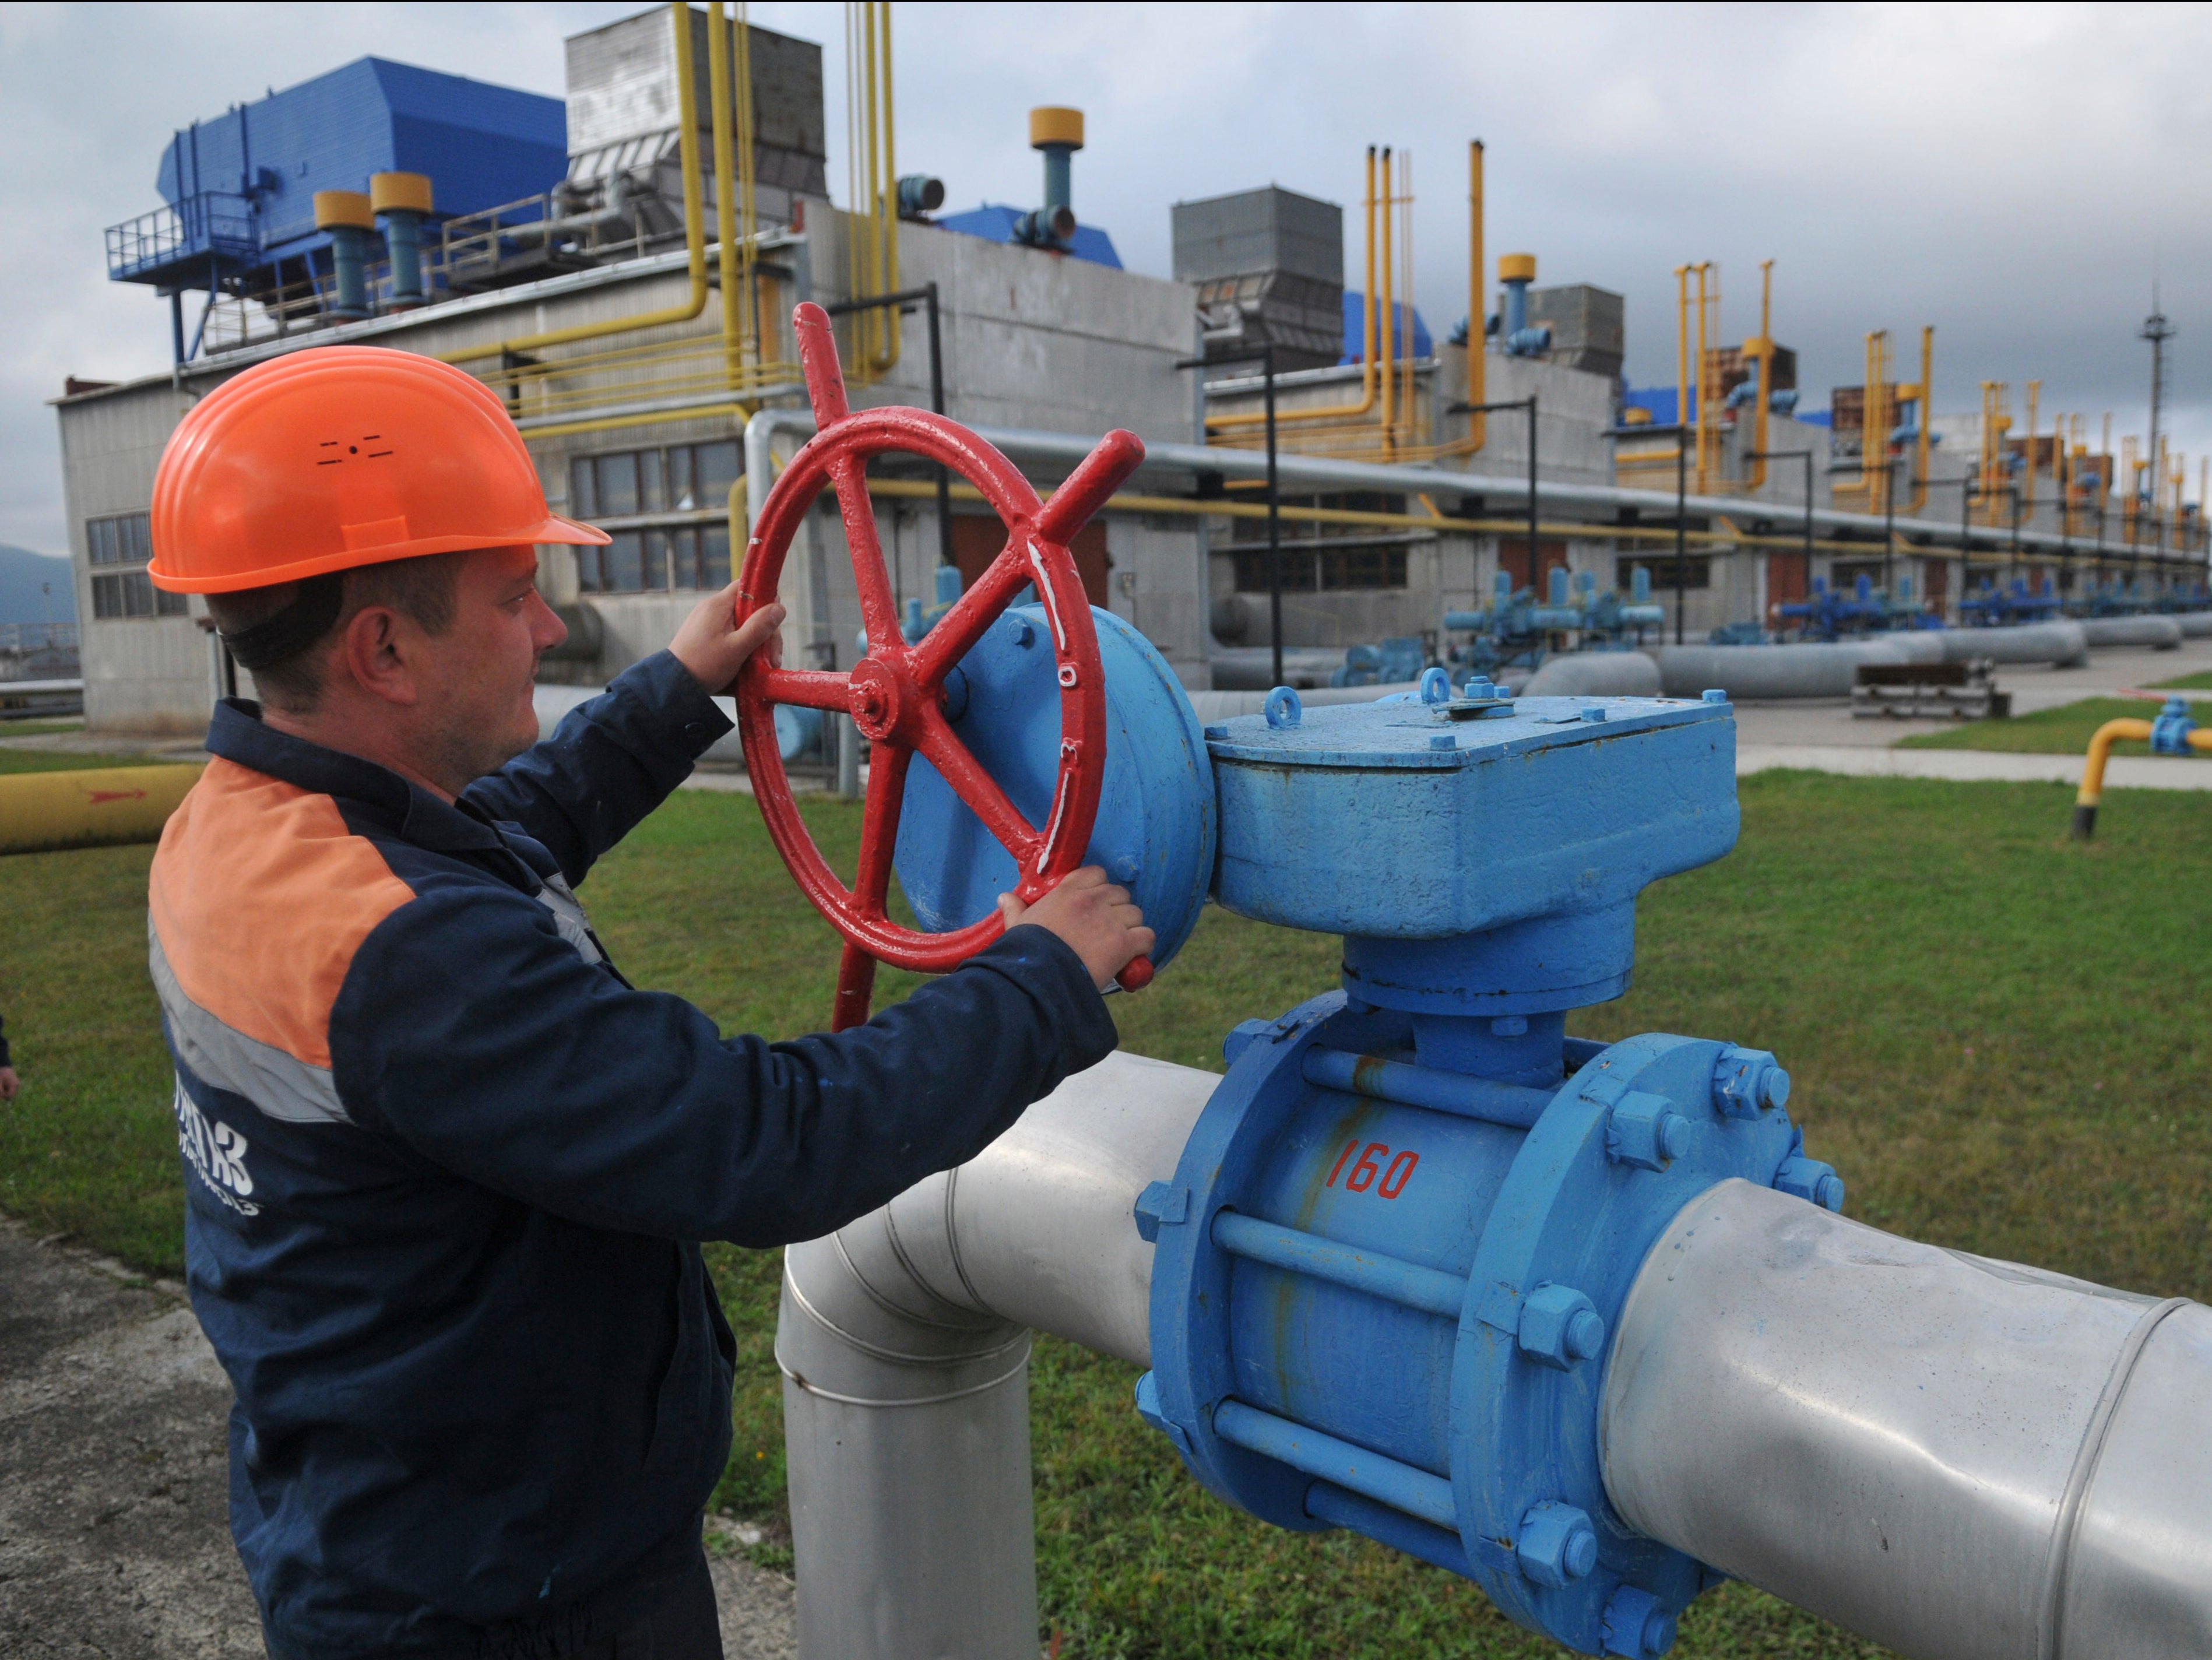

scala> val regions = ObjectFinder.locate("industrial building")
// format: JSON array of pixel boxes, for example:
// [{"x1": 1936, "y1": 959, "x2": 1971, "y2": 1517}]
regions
[{"x1": 52, "y1": 2, "x2": 2211, "y2": 732}]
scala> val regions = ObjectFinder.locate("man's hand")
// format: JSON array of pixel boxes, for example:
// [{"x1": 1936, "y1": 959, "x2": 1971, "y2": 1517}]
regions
[
  {"x1": 671, "y1": 586, "x2": 784, "y2": 696},
  {"x1": 997, "y1": 867, "x2": 1155, "y2": 991},
  {"x1": 0, "y1": 1067, "x2": 18, "y2": 1103}
]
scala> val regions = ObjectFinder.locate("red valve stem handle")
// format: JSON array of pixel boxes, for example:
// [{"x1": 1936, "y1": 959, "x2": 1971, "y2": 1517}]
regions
[{"x1": 1116, "y1": 955, "x2": 1156, "y2": 993}]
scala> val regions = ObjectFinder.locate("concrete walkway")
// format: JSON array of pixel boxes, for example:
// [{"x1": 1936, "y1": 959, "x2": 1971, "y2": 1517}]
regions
[
  {"x1": 1738, "y1": 745, "x2": 2212, "y2": 789},
  {"x1": 0, "y1": 1218, "x2": 794, "y2": 1659}
]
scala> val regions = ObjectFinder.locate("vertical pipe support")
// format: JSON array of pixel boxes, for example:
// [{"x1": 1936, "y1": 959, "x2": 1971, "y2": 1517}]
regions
[
  {"x1": 369, "y1": 173, "x2": 432, "y2": 309},
  {"x1": 314, "y1": 190, "x2": 376, "y2": 319}
]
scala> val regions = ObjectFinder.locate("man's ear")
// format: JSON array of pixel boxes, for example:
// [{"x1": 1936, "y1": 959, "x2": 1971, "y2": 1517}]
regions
[{"x1": 336, "y1": 605, "x2": 421, "y2": 708}]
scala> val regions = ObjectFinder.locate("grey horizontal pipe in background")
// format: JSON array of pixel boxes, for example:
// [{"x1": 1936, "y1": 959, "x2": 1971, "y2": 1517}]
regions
[
  {"x1": 744, "y1": 408, "x2": 2177, "y2": 565},
  {"x1": 2078, "y1": 614, "x2": 2183, "y2": 650}
]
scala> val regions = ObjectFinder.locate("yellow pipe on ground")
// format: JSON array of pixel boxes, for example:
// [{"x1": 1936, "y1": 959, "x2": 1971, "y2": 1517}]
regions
[
  {"x1": 444, "y1": 3, "x2": 707, "y2": 367},
  {"x1": 1, "y1": 765, "x2": 205, "y2": 856},
  {"x1": 2072, "y1": 718, "x2": 2212, "y2": 838}
]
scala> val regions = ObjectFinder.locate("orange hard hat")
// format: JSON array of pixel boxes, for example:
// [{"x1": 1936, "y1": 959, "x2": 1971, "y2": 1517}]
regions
[{"x1": 149, "y1": 344, "x2": 607, "y2": 594}]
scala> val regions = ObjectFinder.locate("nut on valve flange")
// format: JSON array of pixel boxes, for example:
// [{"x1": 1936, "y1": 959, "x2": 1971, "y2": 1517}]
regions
[
  {"x1": 1517, "y1": 1282, "x2": 1606, "y2": 1370},
  {"x1": 1517, "y1": 1500, "x2": 1599, "y2": 1589},
  {"x1": 1711, "y1": 1045, "x2": 1789, "y2": 1120},
  {"x1": 1774, "y1": 1155, "x2": 1845, "y2": 1212}
]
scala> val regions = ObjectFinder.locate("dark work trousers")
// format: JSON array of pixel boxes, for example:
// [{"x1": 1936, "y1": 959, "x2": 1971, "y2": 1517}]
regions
[
  {"x1": 275, "y1": 1547, "x2": 727, "y2": 1660},
  {"x1": 572, "y1": 1546, "x2": 725, "y2": 1660},
  {"x1": 575, "y1": 1549, "x2": 721, "y2": 1660}
]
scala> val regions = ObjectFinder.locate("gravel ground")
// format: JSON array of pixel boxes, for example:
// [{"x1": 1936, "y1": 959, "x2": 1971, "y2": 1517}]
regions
[{"x1": 0, "y1": 1216, "x2": 795, "y2": 1659}]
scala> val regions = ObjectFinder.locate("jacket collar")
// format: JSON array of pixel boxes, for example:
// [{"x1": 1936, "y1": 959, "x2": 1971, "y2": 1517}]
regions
[{"x1": 205, "y1": 699, "x2": 541, "y2": 878}]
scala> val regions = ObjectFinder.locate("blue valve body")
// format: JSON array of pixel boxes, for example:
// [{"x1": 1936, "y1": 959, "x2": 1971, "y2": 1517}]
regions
[{"x1": 1126, "y1": 688, "x2": 1840, "y2": 1656}]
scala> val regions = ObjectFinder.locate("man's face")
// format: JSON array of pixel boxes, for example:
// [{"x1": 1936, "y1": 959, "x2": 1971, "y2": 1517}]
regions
[{"x1": 409, "y1": 546, "x2": 567, "y2": 789}]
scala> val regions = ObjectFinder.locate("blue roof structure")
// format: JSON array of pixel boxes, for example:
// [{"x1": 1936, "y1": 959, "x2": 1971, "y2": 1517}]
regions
[
  {"x1": 1338, "y1": 293, "x2": 1431, "y2": 363},
  {"x1": 117, "y1": 57, "x2": 566, "y2": 289},
  {"x1": 933, "y1": 205, "x2": 1123, "y2": 269},
  {"x1": 1623, "y1": 386, "x2": 1686, "y2": 426}
]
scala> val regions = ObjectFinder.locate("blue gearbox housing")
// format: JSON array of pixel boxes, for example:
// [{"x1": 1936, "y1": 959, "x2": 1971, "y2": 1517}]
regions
[
  {"x1": 892, "y1": 602, "x2": 1216, "y2": 971},
  {"x1": 1128, "y1": 685, "x2": 1845, "y2": 1658}
]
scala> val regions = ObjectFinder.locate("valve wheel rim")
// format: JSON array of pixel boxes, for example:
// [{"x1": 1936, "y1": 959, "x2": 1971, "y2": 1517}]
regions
[{"x1": 736, "y1": 303, "x2": 1143, "y2": 984}]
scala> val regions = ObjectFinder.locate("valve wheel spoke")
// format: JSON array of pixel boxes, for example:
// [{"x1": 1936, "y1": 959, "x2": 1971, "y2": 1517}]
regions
[
  {"x1": 849, "y1": 741, "x2": 913, "y2": 923},
  {"x1": 910, "y1": 531, "x2": 1032, "y2": 685},
  {"x1": 913, "y1": 704, "x2": 1045, "y2": 874},
  {"x1": 755, "y1": 667, "x2": 854, "y2": 712},
  {"x1": 827, "y1": 455, "x2": 903, "y2": 658}
]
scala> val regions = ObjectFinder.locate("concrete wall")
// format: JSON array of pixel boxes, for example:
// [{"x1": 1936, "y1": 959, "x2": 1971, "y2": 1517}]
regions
[{"x1": 55, "y1": 381, "x2": 214, "y2": 734}]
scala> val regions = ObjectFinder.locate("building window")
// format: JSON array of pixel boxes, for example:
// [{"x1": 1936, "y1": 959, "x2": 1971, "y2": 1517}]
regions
[
  {"x1": 569, "y1": 441, "x2": 744, "y2": 592},
  {"x1": 88, "y1": 512, "x2": 152, "y2": 567},
  {"x1": 86, "y1": 512, "x2": 182, "y2": 619},
  {"x1": 1232, "y1": 542, "x2": 1408, "y2": 593},
  {"x1": 92, "y1": 569, "x2": 185, "y2": 619},
  {"x1": 1616, "y1": 554, "x2": 1711, "y2": 591},
  {"x1": 576, "y1": 525, "x2": 733, "y2": 595}
]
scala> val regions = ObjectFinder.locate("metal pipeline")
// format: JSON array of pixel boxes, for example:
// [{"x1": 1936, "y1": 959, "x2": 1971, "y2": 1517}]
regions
[
  {"x1": 1939, "y1": 621, "x2": 2088, "y2": 666},
  {"x1": 1603, "y1": 1179, "x2": 2212, "y2": 1659},
  {"x1": 777, "y1": 1055, "x2": 2212, "y2": 1659},
  {"x1": 740, "y1": 408, "x2": 2116, "y2": 560},
  {"x1": 2079, "y1": 614, "x2": 2183, "y2": 649},
  {"x1": 776, "y1": 1051, "x2": 1220, "y2": 1660},
  {"x1": 0, "y1": 764, "x2": 203, "y2": 856}
]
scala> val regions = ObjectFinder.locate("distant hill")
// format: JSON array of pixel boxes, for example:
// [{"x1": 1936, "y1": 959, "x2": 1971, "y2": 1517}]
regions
[{"x1": 0, "y1": 545, "x2": 75, "y2": 627}]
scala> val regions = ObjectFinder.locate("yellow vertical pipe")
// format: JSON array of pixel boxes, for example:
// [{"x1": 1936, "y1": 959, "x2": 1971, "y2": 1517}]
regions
[
  {"x1": 708, "y1": 2, "x2": 742, "y2": 390},
  {"x1": 1379, "y1": 148, "x2": 1396, "y2": 457},
  {"x1": 1745, "y1": 259, "x2": 1774, "y2": 490},
  {"x1": 736, "y1": 1, "x2": 759, "y2": 365},
  {"x1": 1693, "y1": 263, "x2": 1711, "y2": 493},
  {"x1": 868, "y1": 2, "x2": 899, "y2": 372},
  {"x1": 1911, "y1": 325, "x2": 1933, "y2": 509},
  {"x1": 1399, "y1": 153, "x2": 1417, "y2": 451},
  {"x1": 2022, "y1": 380, "x2": 2040, "y2": 513},
  {"x1": 1465, "y1": 140, "x2": 1485, "y2": 455}
]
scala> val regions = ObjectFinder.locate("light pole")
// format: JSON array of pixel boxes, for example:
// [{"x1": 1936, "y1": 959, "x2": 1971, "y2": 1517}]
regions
[
  {"x1": 1450, "y1": 394, "x2": 1539, "y2": 619},
  {"x1": 1180, "y1": 343, "x2": 1282, "y2": 685},
  {"x1": 1746, "y1": 448, "x2": 1816, "y2": 611}
]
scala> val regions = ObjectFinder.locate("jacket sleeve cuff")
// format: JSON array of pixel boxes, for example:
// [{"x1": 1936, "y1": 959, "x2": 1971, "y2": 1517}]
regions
[
  {"x1": 607, "y1": 650, "x2": 736, "y2": 766},
  {"x1": 967, "y1": 924, "x2": 1120, "y2": 1072}
]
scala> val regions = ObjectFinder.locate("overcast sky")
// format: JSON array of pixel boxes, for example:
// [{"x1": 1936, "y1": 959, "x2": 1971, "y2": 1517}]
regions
[{"x1": 4, "y1": 1, "x2": 2207, "y2": 555}]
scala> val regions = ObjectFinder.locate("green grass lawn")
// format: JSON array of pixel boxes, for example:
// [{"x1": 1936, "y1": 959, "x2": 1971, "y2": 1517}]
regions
[
  {"x1": 0, "y1": 718, "x2": 89, "y2": 736},
  {"x1": 0, "y1": 747, "x2": 180, "y2": 773},
  {"x1": 2150, "y1": 670, "x2": 2212, "y2": 690},
  {"x1": 5, "y1": 773, "x2": 2209, "y2": 1657}
]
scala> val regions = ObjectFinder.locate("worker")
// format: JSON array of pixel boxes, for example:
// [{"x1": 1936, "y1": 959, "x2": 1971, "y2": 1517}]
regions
[
  {"x1": 0, "y1": 1009, "x2": 16, "y2": 1101},
  {"x1": 145, "y1": 346, "x2": 1152, "y2": 1660}
]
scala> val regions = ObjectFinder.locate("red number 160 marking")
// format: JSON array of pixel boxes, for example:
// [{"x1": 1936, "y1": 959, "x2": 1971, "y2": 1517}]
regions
[{"x1": 1325, "y1": 1139, "x2": 1420, "y2": 1200}]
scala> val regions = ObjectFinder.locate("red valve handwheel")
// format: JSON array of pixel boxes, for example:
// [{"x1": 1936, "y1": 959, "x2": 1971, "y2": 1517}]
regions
[{"x1": 736, "y1": 302, "x2": 1150, "y2": 1031}]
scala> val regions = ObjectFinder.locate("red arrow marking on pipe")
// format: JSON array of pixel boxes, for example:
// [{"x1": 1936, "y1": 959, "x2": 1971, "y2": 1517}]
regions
[{"x1": 86, "y1": 789, "x2": 149, "y2": 804}]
